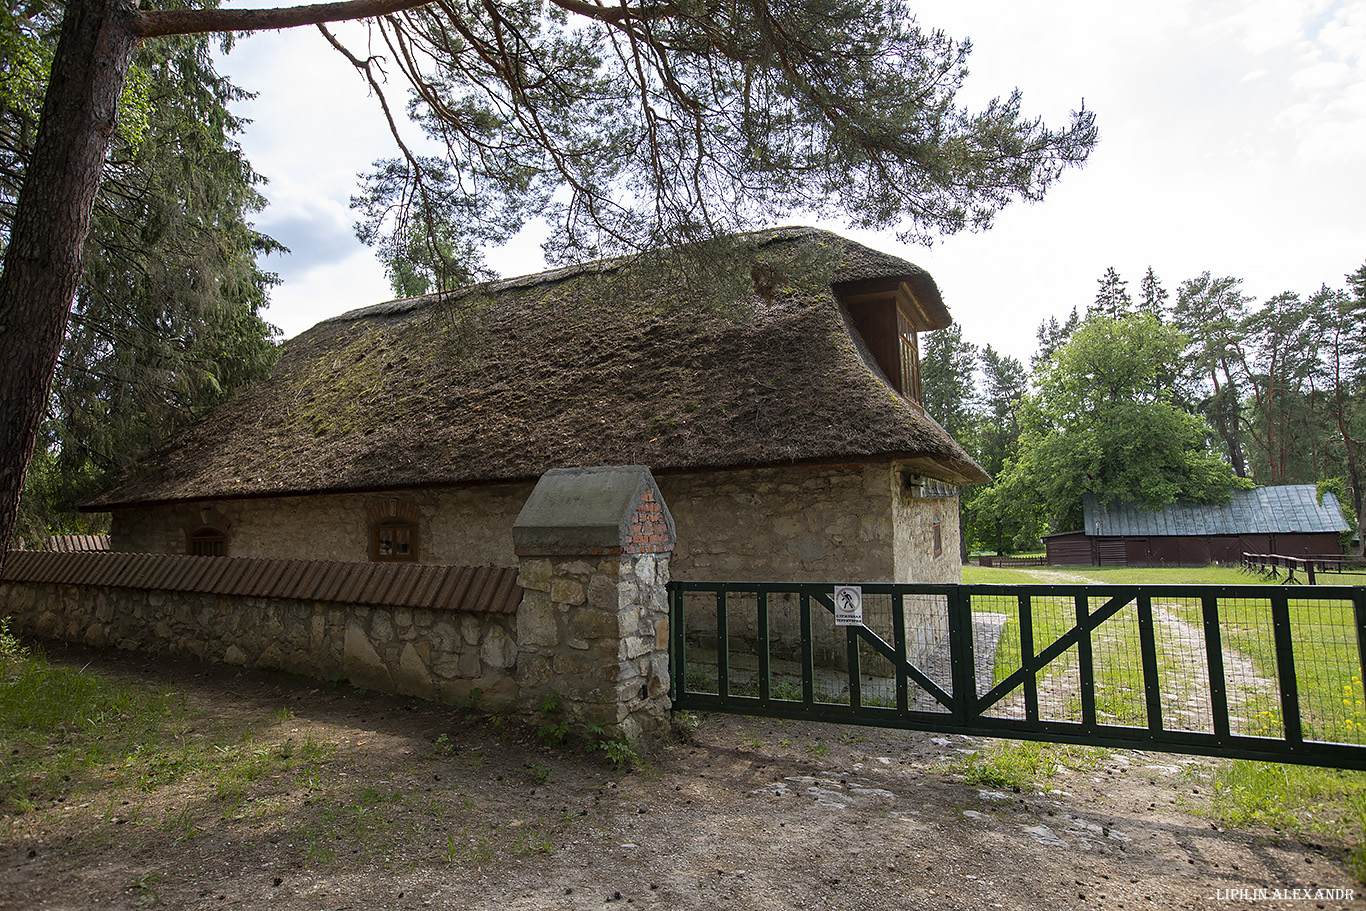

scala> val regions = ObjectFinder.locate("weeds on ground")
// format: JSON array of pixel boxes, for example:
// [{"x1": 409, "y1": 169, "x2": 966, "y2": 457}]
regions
[
  {"x1": 536, "y1": 695, "x2": 570, "y2": 746},
  {"x1": 954, "y1": 739, "x2": 1106, "y2": 791},
  {"x1": 581, "y1": 718, "x2": 640, "y2": 769},
  {"x1": 1209, "y1": 760, "x2": 1366, "y2": 880}
]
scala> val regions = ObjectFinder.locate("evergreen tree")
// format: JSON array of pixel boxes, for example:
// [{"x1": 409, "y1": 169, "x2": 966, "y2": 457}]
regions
[
  {"x1": 1172, "y1": 272, "x2": 1252, "y2": 477},
  {"x1": 919, "y1": 322, "x2": 977, "y2": 439},
  {"x1": 1319, "y1": 264, "x2": 1366, "y2": 552},
  {"x1": 1032, "y1": 307, "x2": 1080, "y2": 371},
  {"x1": 1139, "y1": 266, "x2": 1167, "y2": 320},
  {"x1": 1091, "y1": 266, "x2": 1131, "y2": 319},
  {"x1": 964, "y1": 345, "x2": 1030, "y2": 553},
  {"x1": 3, "y1": 7, "x2": 281, "y2": 537},
  {"x1": 1235, "y1": 291, "x2": 1321, "y2": 484}
]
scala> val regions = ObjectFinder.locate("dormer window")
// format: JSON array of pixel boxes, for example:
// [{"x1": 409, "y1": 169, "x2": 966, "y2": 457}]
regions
[
  {"x1": 897, "y1": 310, "x2": 921, "y2": 402},
  {"x1": 837, "y1": 277, "x2": 948, "y2": 405}
]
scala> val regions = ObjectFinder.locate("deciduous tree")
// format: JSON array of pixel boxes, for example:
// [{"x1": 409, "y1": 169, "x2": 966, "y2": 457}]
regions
[{"x1": 994, "y1": 314, "x2": 1237, "y2": 533}]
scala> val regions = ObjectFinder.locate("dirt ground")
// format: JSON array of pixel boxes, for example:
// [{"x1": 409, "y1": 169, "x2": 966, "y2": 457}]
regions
[{"x1": 2, "y1": 646, "x2": 1363, "y2": 911}]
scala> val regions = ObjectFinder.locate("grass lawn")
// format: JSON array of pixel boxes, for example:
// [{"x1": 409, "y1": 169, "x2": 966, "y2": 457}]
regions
[{"x1": 960, "y1": 562, "x2": 1366, "y2": 875}]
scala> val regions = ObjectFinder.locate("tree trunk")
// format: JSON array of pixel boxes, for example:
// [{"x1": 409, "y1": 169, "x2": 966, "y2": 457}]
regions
[{"x1": 0, "y1": 0, "x2": 139, "y2": 570}]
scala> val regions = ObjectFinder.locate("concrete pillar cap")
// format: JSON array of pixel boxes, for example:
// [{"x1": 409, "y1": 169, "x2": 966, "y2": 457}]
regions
[{"x1": 512, "y1": 466, "x2": 676, "y2": 557}]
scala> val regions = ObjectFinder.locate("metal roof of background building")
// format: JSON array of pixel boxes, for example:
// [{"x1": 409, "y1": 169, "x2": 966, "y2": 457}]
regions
[{"x1": 1081, "y1": 485, "x2": 1350, "y2": 537}]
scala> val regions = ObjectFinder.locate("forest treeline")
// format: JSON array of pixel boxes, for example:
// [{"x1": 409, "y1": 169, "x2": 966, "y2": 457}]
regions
[{"x1": 922, "y1": 264, "x2": 1366, "y2": 556}]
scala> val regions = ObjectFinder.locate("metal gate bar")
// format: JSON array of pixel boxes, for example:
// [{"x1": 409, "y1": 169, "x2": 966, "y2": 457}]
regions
[{"x1": 669, "y1": 581, "x2": 1366, "y2": 770}]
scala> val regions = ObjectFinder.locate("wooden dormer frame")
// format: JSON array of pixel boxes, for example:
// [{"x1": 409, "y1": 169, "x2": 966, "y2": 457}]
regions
[{"x1": 837, "y1": 279, "x2": 947, "y2": 405}]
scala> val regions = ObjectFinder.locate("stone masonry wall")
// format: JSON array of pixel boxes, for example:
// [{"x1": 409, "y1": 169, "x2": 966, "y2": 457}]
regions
[
  {"x1": 98, "y1": 462, "x2": 962, "y2": 696},
  {"x1": 658, "y1": 464, "x2": 898, "y2": 583},
  {"x1": 662, "y1": 461, "x2": 958, "y2": 669},
  {"x1": 110, "y1": 482, "x2": 536, "y2": 565},
  {"x1": 108, "y1": 462, "x2": 951, "y2": 586},
  {"x1": 514, "y1": 554, "x2": 671, "y2": 741},
  {"x1": 0, "y1": 579, "x2": 524, "y2": 711}
]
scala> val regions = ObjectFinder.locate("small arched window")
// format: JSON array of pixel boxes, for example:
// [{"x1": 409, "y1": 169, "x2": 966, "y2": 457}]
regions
[
  {"x1": 931, "y1": 511, "x2": 943, "y2": 559},
  {"x1": 188, "y1": 526, "x2": 227, "y2": 557},
  {"x1": 370, "y1": 518, "x2": 418, "y2": 562}
]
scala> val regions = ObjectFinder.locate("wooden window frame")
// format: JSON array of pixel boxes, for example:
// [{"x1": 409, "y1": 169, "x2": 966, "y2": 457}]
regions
[
  {"x1": 931, "y1": 511, "x2": 943, "y2": 559},
  {"x1": 370, "y1": 518, "x2": 418, "y2": 563},
  {"x1": 188, "y1": 526, "x2": 227, "y2": 557},
  {"x1": 897, "y1": 309, "x2": 922, "y2": 403}
]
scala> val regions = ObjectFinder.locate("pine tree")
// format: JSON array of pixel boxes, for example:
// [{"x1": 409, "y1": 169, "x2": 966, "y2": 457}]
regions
[{"x1": 1091, "y1": 266, "x2": 1132, "y2": 319}]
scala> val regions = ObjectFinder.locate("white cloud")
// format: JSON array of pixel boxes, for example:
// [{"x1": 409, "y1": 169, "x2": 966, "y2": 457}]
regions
[{"x1": 1290, "y1": 60, "x2": 1352, "y2": 89}]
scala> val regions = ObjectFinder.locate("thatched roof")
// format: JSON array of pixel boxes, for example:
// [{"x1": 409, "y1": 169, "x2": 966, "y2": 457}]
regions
[{"x1": 87, "y1": 227, "x2": 988, "y2": 510}]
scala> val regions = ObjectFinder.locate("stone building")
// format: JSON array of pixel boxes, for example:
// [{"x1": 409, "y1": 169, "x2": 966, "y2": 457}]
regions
[{"x1": 84, "y1": 227, "x2": 988, "y2": 584}]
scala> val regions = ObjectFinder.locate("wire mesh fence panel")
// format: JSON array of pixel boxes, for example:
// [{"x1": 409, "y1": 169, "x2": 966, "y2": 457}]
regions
[
  {"x1": 977, "y1": 591, "x2": 1086, "y2": 723},
  {"x1": 1086, "y1": 597, "x2": 1148, "y2": 728},
  {"x1": 723, "y1": 592, "x2": 760, "y2": 698},
  {"x1": 1287, "y1": 596, "x2": 1366, "y2": 745},
  {"x1": 906, "y1": 592, "x2": 953, "y2": 714},
  {"x1": 967, "y1": 591, "x2": 1023, "y2": 716},
  {"x1": 680, "y1": 589, "x2": 720, "y2": 695},
  {"x1": 670, "y1": 581, "x2": 1366, "y2": 770},
  {"x1": 1146, "y1": 595, "x2": 1219, "y2": 735},
  {"x1": 1204, "y1": 595, "x2": 1281, "y2": 740},
  {"x1": 809, "y1": 597, "x2": 850, "y2": 706},
  {"x1": 765, "y1": 593, "x2": 806, "y2": 704}
]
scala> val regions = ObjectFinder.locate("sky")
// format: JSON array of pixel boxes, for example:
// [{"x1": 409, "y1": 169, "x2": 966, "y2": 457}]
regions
[{"x1": 216, "y1": 0, "x2": 1366, "y2": 364}]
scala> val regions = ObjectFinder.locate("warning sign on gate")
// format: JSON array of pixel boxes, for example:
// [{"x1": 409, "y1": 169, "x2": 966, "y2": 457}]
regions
[{"x1": 833, "y1": 585, "x2": 863, "y2": 627}]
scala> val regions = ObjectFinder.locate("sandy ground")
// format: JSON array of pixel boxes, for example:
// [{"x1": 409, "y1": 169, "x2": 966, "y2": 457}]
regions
[{"x1": 2, "y1": 646, "x2": 1363, "y2": 910}]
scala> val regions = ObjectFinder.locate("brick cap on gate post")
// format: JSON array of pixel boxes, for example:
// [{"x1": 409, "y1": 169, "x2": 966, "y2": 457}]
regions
[{"x1": 512, "y1": 466, "x2": 676, "y2": 557}]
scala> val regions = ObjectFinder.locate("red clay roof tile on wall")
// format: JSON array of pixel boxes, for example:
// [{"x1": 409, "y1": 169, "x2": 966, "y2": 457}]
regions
[{"x1": 0, "y1": 552, "x2": 522, "y2": 615}]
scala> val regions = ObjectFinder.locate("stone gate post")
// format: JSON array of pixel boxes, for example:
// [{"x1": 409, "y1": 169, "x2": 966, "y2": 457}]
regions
[{"x1": 511, "y1": 466, "x2": 674, "y2": 740}]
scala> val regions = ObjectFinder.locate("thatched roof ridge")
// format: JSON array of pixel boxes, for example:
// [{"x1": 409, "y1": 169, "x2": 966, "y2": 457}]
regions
[
  {"x1": 323, "y1": 226, "x2": 948, "y2": 327},
  {"x1": 86, "y1": 227, "x2": 986, "y2": 510}
]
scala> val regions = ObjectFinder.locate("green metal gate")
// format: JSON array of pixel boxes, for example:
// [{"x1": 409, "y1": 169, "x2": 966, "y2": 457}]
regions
[{"x1": 668, "y1": 581, "x2": 1366, "y2": 770}]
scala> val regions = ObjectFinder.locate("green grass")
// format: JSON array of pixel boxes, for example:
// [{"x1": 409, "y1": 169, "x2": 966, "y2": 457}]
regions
[
  {"x1": 954, "y1": 739, "x2": 1106, "y2": 791},
  {"x1": 961, "y1": 565, "x2": 1366, "y2": 742},
  {"x1": 0, "y1": 625, "x2": 335, "y2": 825},
  {"x1": 1209, "y1": 760, "x2": 1366, "y2": 879},
  {"x1": 961, "y1": 563, "x2": 1278, "y2": 586},
  {"x1": 1, "y1": 635, "x2": 193, "y2": 812}
]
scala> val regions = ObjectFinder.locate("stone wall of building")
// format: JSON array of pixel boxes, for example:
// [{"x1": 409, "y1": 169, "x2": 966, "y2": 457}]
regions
[
  {"x1": 891, "y1": 481, "x2": 962, "y2": 585},
  {"x1": 658, "y1": 464, "x2": 900, "y2": 583},
  {"x1": 111, "y1": 483, "x2": 536, "y2": 565},
  {"x1": 102, "y1": 460, "x2": 964, "y2": 687},
  {"x1": 662, "y1": 461, "x2": 960, "y2": 670},
  {"x1": 109, "y1": 462, "x2": 959, "y2": 586}
]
